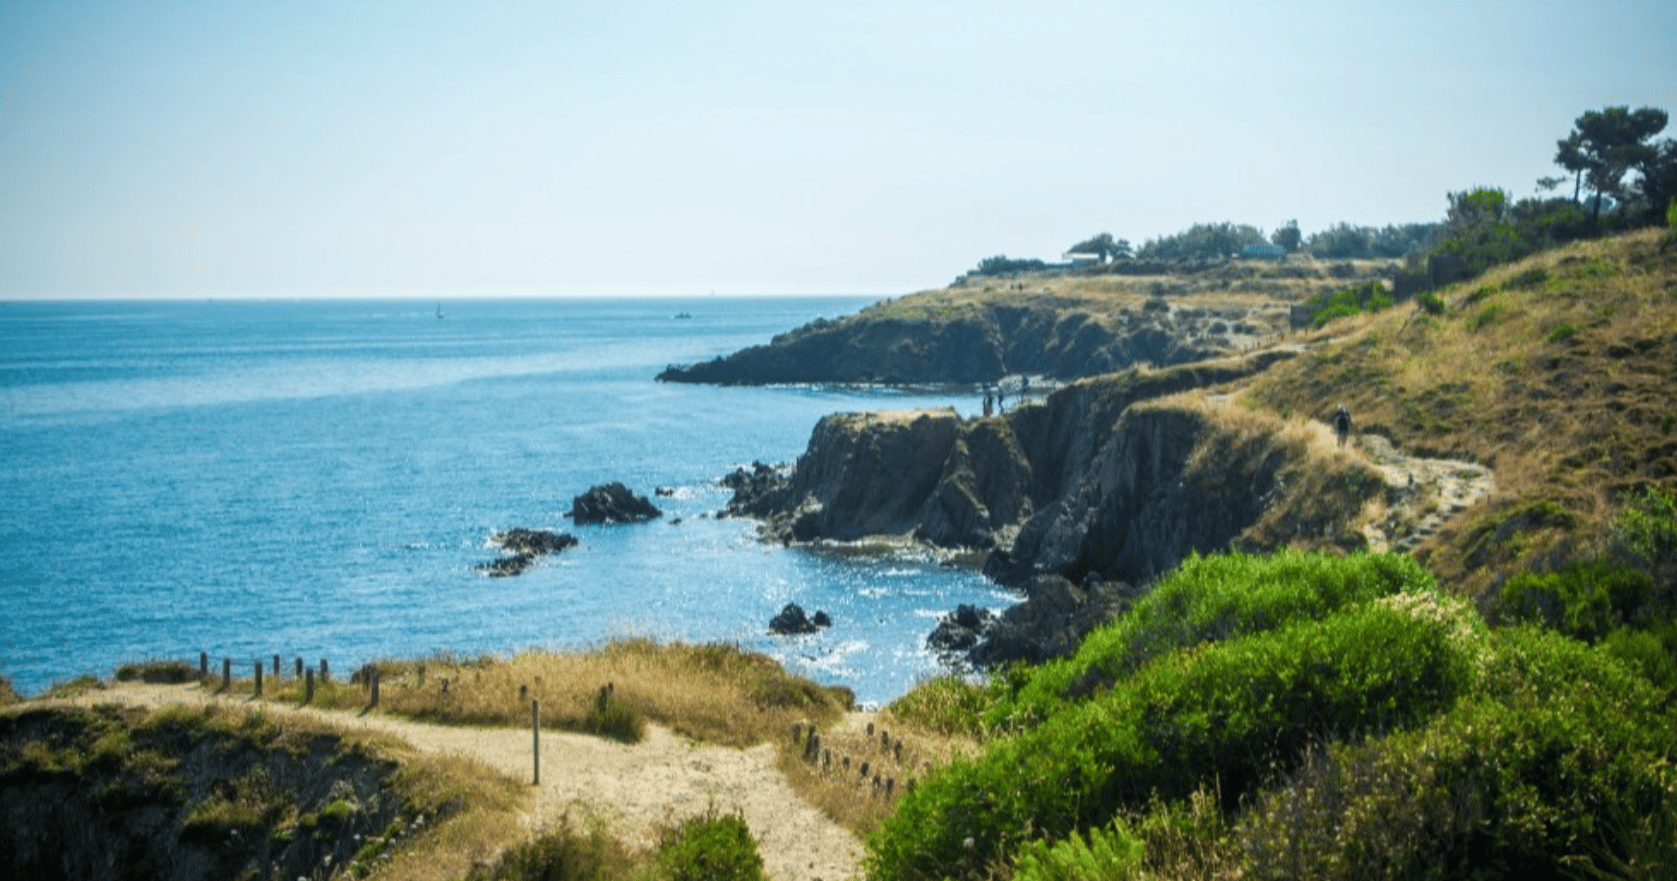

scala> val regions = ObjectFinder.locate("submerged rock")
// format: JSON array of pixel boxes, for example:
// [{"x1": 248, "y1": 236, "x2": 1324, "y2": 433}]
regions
[{"x1": 570, "y1": 482, "x2": 662, "y2": 525}]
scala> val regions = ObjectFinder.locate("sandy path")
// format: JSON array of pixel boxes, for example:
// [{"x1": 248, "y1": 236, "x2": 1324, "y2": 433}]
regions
[
  {"x1": 48, "y1": 683, "x2": 863, "y2": 881},
  {"x1": 1356, "y1": 433, "x2": 1496, "y2": 554}
]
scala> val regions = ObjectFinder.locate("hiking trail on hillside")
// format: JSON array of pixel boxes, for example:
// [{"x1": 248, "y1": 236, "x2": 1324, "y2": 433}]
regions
[{"x1": 49, "y1": 683, "x2": 865, "y2": 881}]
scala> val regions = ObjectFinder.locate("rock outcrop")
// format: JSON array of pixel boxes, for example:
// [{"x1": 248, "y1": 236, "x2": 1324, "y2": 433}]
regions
[
  {"x1": 570, "y1": 482, "x2": 662, "y2": 525},
  {"x1": 927, "y1": 575, "x2": 1144, "y2": 668},
  {"x1": 725, "y1": 349, "x2": 1393, "y2": 664},
  {"x1": 477, "y1": 527, "x2": 578, "y2": 577},
  {"x1": 768, "y1": 603, "x2": 833, "y2": 635},
  {"x1": 659, "y1": 298, "x2": 1278, "y2": 385}
]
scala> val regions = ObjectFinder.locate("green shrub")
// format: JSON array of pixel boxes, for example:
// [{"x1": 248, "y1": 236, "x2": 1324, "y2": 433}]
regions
[
  {"x1": 1601, "y1": 621, "x2": 1677, "y2": 697},
  {"x1": 115, "y1": 659, "x2": 200, "y2": 684},
  {"x1": 583, "y1": 688, "x2": 646, "y2": 744},
  {"x1": 1467, "y1": 301, "x2": 1506, "y2": 331},
  {"x1": 1012, "y1": 822, "x2": 1145, "y2": 881},
  {"x1": 1237, "y1": 627, "x2": 1676, "y2": 879},
  {"x1": 1307, "y1": 280, "x2": 1394, "y2": 328},
  {"x1": 1505, "y1": 266, "x2": 1550, "y2": 289},
  {"x1": 1417, "y1": 291, "x2": 1447, "y2": 316},
  {"x1": 657, "y1": 810, "x2": 766, "y2": 881},
  {"x1": 1615, "y1": 486, "x2": 1677, "y2": 608},
  {"x1": 884, "y1": 675, "x2": 993, "y2": 738},
  {"x1": 986, "y1": 551, "x2": 1436, "y2": 731},
  {"x1": 867, "y1": 596, "x2": 1480, "y2": 881},
  {"x1": 1498, "y1": 559, "x2": 1653, "y2": 641},
  {"x1": 479, "y1": 819, "x2": 640, "y2": 881},
  {"x1": 1546, "y1": 322, "x2": 1579, "y2": 344}
]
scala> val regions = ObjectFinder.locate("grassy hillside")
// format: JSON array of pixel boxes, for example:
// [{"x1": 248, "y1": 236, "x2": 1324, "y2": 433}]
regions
[
  {"x1": 872, "y1": 551, "x2": 1677, "y2": 881},
  {"x1": 1242, "y1": 228, "x2": 1677, "y2": 597}
]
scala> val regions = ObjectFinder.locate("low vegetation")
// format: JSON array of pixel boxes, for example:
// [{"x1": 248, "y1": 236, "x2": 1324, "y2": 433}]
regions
[
  {"x1": 227, "y1": 639, "x2": 852, "y2": 748},
  {"x1": 471, "y1": 808, "x2": 766, "y2": 881},
  {"x1": 0, "y1": 701, "x2": 526, "y2": 881},
  {"x1": 1246, "y1": 229, "x2": 1677, "y2": 598},
  {"x1": 867, "y1": 551, "x2": 1677, "y2": 881}
]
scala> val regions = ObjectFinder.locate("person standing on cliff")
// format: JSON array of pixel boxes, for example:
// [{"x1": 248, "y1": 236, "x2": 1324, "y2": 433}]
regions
[{"x1": 1333, "y1": 405, "x2": 1353, "y2": 447}]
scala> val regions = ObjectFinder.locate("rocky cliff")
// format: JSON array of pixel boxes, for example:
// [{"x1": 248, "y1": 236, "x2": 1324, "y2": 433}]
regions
[
  {"x1": 661, "y1": 298, "x2": 1279, "y2": 385},
  {"x1": 726, "y1": 351, "x2": 1390, "y2": 665}
]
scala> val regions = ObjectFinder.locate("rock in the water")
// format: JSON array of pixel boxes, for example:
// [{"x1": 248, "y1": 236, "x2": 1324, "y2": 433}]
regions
[
  {"x1": 477, "y1": 552, "x2": 538, "y2": 578},
  {"x1": 490, "y1": 528, "x2": 579, "y2": 556},
  {"x1": 769, "y1": 602, "x2": 832, "y2": 635},
  {"x1": 927, "y1": 604, "x2": 998, "y2": 659},
  {"x1": 570, "y1": 482, "x2": 662, "y2": 525},
  {"x1": 477, "y1": 528, "x2": 578, "y2": 577},
  {"x1": 932, "y1": 575, "x2": 1141, "y2": 668}
]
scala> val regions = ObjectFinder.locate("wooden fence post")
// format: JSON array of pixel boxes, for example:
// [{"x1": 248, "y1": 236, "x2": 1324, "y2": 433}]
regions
[
  {"x1": 295, "y1": 657, "x2": 303, "y2": 680},
  {"x1": 272, "y1": 654, "x2": 280, "y2": 680},
  {"x1": 254, "y1": 661, "x2": 263, "y2": 697},
  {"x1": 320, "y1": 659, "x2": 330, "y2": 682},
  {"x1": 532, "y1": 700, "x2": 541, "y2": 786},
  {"x1": 222, "y1": 658, "x2": 231, "y2": 691},
  {"x1": 305, "y1": 668, "x2": 315, "y2": 705},
  {"x1": 199, "y1": 651, "x2": 208, "y2": 677},
  {"x1": 369, "y1": 671, "x2": 380, "y2": 709}
]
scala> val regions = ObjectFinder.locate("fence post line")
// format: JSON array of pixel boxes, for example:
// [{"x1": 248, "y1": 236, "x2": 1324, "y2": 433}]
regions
[
  {"x1": 320, "y1": 659, "x2": 330, "y2": 682},
  {"x1": 222, "y1": 658, "x2": 231, "y2": 691},
  {"x1": 305, "y1": 668, "x2": 315, "y2": 705},
  {"x1": 254, "y1": 661, "x2": 263, "y2": 697},
  {"x1": 532, "y1": 700, "x2": 541, "y2": 786},
  {"x1": 199, "y1": 651, "x2": 208, "y2": 677},
  {"x1": 273, "y1": 654, "x2": 280, "y2": 680},
  {"x1": 295, "y1": 657, "x2": 303, "y2": 680},
  {"x1": 370, "y1": 671, "x2": 380, "y2": 709}
]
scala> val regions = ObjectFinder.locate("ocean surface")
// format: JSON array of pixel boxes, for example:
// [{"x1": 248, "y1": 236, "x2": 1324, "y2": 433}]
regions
[{"x1": 0, "y1": 297, "x2": 1013, "y2": 706}]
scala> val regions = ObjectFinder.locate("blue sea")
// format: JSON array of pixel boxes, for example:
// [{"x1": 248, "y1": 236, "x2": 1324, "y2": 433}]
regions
[{"x1": 0, "y1": 297, "x2": 1012, "y2": 706}]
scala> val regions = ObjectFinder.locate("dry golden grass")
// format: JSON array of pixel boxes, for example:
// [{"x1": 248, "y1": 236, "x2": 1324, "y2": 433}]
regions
[
  {"x1": 365, "y1": 747, "x2": 529, "y2": 881},
  {"x1": 1245, "y1": 229, "x2": 1677, "y2": 594},
  {"x1": 225, "y1": 639, "x2": 852, "y2": 749},
  {"x1": 1131, "y1": 390, "x2": 1387, "y2": 554},
  {"x1": 774, "y1": 710, "x2": 982, "y2": 836}
]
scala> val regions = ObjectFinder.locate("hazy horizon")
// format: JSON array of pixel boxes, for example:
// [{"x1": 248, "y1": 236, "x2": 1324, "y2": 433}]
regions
[{"x1": 4, "y1": 0, "x2": 1675, "y2": 300}]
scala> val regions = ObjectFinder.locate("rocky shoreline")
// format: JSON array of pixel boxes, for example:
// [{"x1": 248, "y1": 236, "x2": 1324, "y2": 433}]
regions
[{"x1": 719, "y1": 350, "x2": 1392, "y2": 667}]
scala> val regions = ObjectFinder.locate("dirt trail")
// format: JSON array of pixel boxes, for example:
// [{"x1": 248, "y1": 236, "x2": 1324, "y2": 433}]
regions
[
  {"x1": 1355, "y1": 433, "x2": 1496, "y2": 554},
  {"x1": 46, "y1": 683, "x2": 864, "y2": 881}
]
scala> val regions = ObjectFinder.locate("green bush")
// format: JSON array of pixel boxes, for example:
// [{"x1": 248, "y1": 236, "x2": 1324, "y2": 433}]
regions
[
  {"x1": 867, "y1": 596, "x2": 1480, "y2": 881},
  {"x1": 1237, "y1": 627, "x2": 1676, "y2": 879},
  {"x1": 1416, "y1": 291, "x2": 1447, "y2": 316},
  {"x1": 583, "y1": 690, "x2": 646, "y2": 744},
  {"x1": 1545, "y1": 322, "x2": 1579, "y2": 344},
  {"x1": 1498, "y1": 559, "x2": 1653, "y2": 641},
  {"x1": 985, "y1": 551, "x2": 1436, "y2": 731},
  {"x1": 657, "y1": 810, "x2": 766, "y2": 881},
  {"x1": 1601, "y1": 621, "x2": 1677, "y2": 697},
  {"x1": 479, "y1": 819, "x2": 640, "y2": 881},
  {"x1": 884, "y1": 675, "x2": 994, "y2": 739},
  {"x1": 1307, "y1": 280, "x2": 1395, "y2": 328},
  {"x1": 1012, "y1": 823, "x2": 1145, "y2": 881}
]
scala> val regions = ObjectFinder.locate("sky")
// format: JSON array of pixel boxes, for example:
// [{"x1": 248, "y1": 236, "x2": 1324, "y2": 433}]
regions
[{"x1": 2, "y1": 0, "x2": 1675, "y2": 300}]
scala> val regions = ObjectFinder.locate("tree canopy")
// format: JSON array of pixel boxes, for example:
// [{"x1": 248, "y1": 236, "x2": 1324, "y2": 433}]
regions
[
  {"x1": 1556, "y1": 105, "x2": 1670, "y2": 223},
  {"x1": 1065, "y1": 232, "x2": 1132, "y2": 263}
]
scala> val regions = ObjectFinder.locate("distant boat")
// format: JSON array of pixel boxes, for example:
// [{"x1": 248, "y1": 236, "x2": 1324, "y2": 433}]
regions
[
  {"x1": 674, "y1": 311, "x2": 693, "y2": 319},
  {"x1": 436, "y1": 304, "x2": 444, "y2": 319}
]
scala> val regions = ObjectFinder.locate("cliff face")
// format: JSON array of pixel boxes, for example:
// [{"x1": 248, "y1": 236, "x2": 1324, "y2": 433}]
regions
[
  {"x1": 661, "y1": 300, "x2": 1263, "y2": 385},
  {"x1": 729, "y1": 352, "x2": 1383, "y2": 591},
  {"x1": 0, "y1": 705, "x2": 407, "y2": 881}
]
